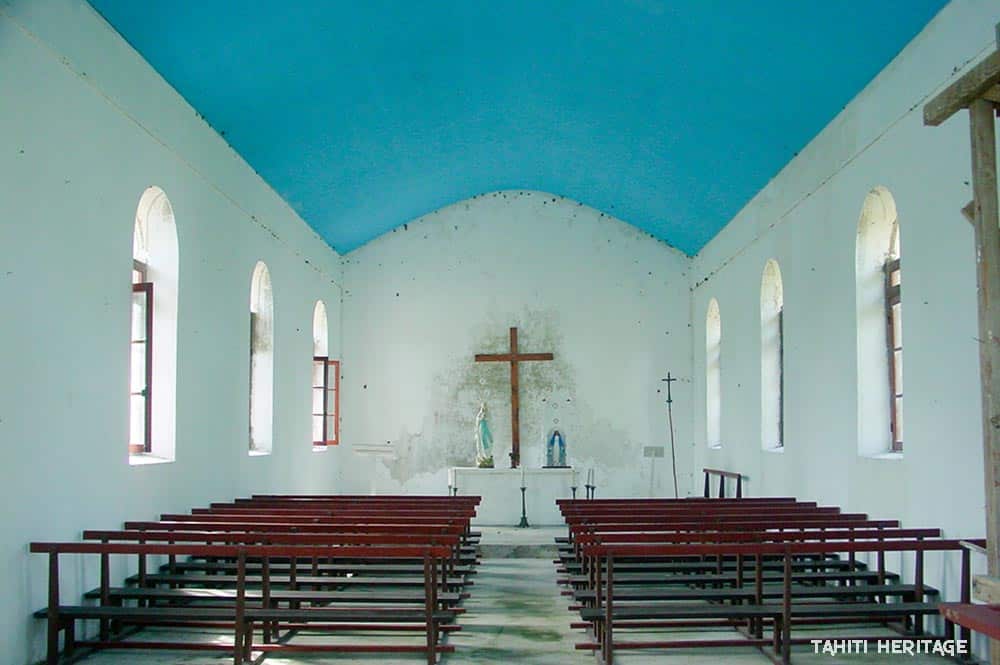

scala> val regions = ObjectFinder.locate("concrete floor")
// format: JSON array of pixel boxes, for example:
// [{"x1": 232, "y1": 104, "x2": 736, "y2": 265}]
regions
[
  {"x1": 68, "y1": 528, "x2": 957, "y2": 663},
  {"x1": 477, "y1": 527, "x2": 566, "y2": 545}
]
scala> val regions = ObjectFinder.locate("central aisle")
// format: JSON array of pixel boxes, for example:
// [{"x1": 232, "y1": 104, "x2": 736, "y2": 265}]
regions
[{"x1": 446, "y1": 557, "x2": 580, "y2": 663}]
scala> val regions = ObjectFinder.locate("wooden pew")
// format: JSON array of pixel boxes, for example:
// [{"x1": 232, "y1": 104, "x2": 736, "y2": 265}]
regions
[
  {"x1": 84, "y1": 528, "x2": 468, "y2": 595},
  {"x1": 566, "y1": 528, "x2": 941, "y2": 587},
  {"x1": 206, "y1": 502, "x2": 481, "y2": 545},
  {"x1": 130, "y1": 518, "x2": 473, "y2": 557},
  {"x1": 557, "y1": 498, "x2": 895, "y2": 574},
  {"x1": 561, "y1": 507, "x2": 910, "y2": 591},
  {"x1": 164, "y1": 503, "x2": 480, "y2": 557},
  {"x1": 31, "y1": 541, "x2": 456, "y2": 665},
  {"x1": 565, "y1": 527, "x2": 943, "y2": 621},
  {"x1": 34, "y1": 495, "x2": 482, "y2": 663},
  {"x1": 576, "y1": 538, "x2": 984, "y2": 665},
  {"x1": 245, "y1": 494, "x2": 481, "y2": 504}
]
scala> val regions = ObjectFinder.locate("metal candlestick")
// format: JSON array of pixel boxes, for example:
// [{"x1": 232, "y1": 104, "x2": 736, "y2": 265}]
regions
[
  {"x1": 451, "y1": 486, "x2": 458, "y2": 497},
  {"x1": 571, "y1": 486, "x2": 577, "y2": 499},
  {"x1": 517, "y1": 486, "x2": 530, "y2": 528},
  {"x1": 585, "y1": 483, "x2": 596, "y2": 499}
]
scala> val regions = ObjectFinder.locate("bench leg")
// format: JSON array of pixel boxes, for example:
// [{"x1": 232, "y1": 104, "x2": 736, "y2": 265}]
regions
[
  {"x1": 63, "y1": 619, "x2": 75, "y2": 659},
  {"x1": 425, "y1": 556, "x2": 436, "y2": 665},
  {"x1": 46, "y1": 553, "x2": 60, "y2": 665},
  {"x1": 772, "y1": 614, "x2": 781, "y2": 663},
  {"x1": 782, "y1": 555, "x2": 792, "y2": 665},
  {"x1": 244, "y1": 621, "x2": 254, "y2": 663},
  {"x1": 604, "y1": 555, "x2": 614, "y2": 665},
  {"x1": 46, "y1": 616, "x2": 61, "y2": 665},
  {"x1": 234, "y1": 620, "x2": 252, "y2": 665}
]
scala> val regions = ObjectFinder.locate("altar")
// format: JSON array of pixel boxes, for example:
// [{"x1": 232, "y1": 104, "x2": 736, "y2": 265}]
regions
[{"x1": 451, "y1": 467, "x2": 576, "y2": 526}]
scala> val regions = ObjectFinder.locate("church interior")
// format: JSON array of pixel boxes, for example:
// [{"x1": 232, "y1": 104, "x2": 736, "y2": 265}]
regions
[{"x1": 4, "y1": 0, "x2": 1000, "y2": 663}]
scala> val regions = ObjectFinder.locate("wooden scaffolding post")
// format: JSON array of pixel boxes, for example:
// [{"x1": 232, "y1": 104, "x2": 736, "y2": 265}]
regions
[
  {"x1": 925, "y1": 37, "x2": 1000, "y2": 664},
  {"x1": 969, "y1": 96, "x2": 1000, "y2": 597}
]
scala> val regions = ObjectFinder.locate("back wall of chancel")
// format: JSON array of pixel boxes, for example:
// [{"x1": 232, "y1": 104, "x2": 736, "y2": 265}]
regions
[{"x1": 342, "y1": 190, "x2": 692, "y2": 498}]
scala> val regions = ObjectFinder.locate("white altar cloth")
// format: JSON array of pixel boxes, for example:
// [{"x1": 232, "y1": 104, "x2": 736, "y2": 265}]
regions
[{"x1": 451, "y1": 467, "x2": 576, "y2": 525}]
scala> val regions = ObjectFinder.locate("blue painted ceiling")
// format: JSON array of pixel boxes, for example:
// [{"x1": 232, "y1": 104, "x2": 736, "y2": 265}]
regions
[{"x1": 88, "y1": 0, "x2": 946, "y2": 256}]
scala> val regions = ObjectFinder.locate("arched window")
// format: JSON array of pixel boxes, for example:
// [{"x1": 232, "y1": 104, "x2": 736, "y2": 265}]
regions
[
  {"x1": 249, "y1": 261, "x2": 274, "y2": 454},
  {"x1": 311, "y1": 300, "x2": 339, "y2": 448},
  {"x1": 761, "y1": 260, "x2": 784, "y2": 450},
  {"x1": 706, "y1": 298, "x2": 722, "y2": 449},
  {"x1": 129, "y1": 187, "x2": 178, "y2": 462},
  {"x1": 855, "y1": 186, "x2": 902, "y2": 455}
]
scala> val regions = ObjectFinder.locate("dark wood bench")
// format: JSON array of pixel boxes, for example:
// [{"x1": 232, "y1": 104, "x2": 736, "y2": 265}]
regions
[
  {"x1": 578, "y1": 538, "x2": 983, "y2": 665},
  {"x1": 31, "y1": 541, "x2": 457, "y2": 665},
  {"x1": 118, "y1": 571, "x2": 466, "y2": 589},
  {"x1": 577, "y1": 603, "x2": 785, "y2": 655},
  {"x1": 561, "y1": 520, "x2": 908, "y2": 589},
  {"x1": 117, "y1": 520, "x2": 477, "y2": 574},
  {"x1": 147, "y1": 558, "x2": 477, "y2": 579},
  {"x1": 562, "y1": 527, "x2": 940, "y2": 587},
  {"x1": 88, "y1": 526, "x2": 470, "y2": 593},
  {"x1": 569, "y1": 583, "x2": 934, "y2": 609},
  {"x1": 130, "y1": 518, "x2": 479, "y2": 560}
]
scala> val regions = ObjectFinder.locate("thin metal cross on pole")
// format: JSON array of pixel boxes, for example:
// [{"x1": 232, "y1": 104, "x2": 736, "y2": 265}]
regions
[{"x1": 662, "y1": 372, "x2": 679, "y2": 498}]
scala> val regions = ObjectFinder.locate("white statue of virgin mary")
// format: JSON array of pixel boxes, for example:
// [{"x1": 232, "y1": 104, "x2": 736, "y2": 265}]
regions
[{"x1": 475, "y1": 403, "x2": 494, "y2": 468}]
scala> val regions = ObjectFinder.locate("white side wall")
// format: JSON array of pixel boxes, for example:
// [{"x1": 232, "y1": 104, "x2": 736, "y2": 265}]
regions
[
  {"x1": 690, "y1": 0, "x2": 998, "y2": 617},
  {"x1": 342, "y1": 191, "x2": 693, "y2": 505},
  {"x1": 0, "y1": 2, "x2": 348, "y2": 660}
]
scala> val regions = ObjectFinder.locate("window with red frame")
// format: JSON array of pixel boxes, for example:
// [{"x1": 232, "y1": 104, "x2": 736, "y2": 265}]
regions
[
  {"x1": 129, "y1": 260, "x2": 153, "y2": 454},
  {"x1": 312, "y1": 358, "x2": 339, "y2": 446},
  {"x1": 885, "y1": 256, "x2": 902, "y2": 452}
]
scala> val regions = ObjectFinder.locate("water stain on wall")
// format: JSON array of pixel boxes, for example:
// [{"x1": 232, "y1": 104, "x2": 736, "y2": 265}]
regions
[
  {"x1": 383, "y1": 307, "x2": 641, "y2": 484},
  {"x1": 385, "y1": 308, "x2": 573, "y2": 481}
]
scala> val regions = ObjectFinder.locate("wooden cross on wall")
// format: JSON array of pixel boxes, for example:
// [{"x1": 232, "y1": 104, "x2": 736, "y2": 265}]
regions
[{"x1": 475, "y1": 327, "x2": 554, "y2": 468}]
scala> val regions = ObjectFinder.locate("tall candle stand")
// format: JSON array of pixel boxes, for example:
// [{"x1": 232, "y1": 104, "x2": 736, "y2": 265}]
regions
[{"x1": 517, "y1": 483, "x2": 530, "y2": 528}]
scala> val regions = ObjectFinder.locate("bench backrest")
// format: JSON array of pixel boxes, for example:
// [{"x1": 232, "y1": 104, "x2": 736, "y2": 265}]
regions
[
  {"x1": 573, "y1": 527, "x2": 942, "y2": 546},
  {"x1": 126, "y1": 520, "x2": 468, "y2": 535},
  {"x1": 83, "y1": 529, "x2": 462, "y2": 547}
]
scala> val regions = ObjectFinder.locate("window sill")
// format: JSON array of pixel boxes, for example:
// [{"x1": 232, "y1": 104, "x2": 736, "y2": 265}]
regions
[
  {"x1": 763, "y1": 446, "x2": 785, "y2": 454},
  {"x1": 707, "y1": 444, "x2": 722, "y2": 450},
  {"x1": 312, "y1": 445, "x2": 329, "y2": 453},
  {"x1": 867, "y1": 451, "x2": 904, "y2": 461},
  {"x1": 129, "y1": 453, "x2": 173, "y2": 466},
  {"x1": 248, "y1": 449, "x2": 272, "y2": 457}
]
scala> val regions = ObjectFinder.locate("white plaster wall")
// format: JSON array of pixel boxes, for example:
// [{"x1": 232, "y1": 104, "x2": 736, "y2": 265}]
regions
[
  {"x1": 689, "y1": 0, "x2": 997, "y2": 627},
  {"x1": 342, "y1": 191, "x2": 693, "y2": 509},
  {"x1": 0, "y1": 2, "x2": 350, "y2": 661}
]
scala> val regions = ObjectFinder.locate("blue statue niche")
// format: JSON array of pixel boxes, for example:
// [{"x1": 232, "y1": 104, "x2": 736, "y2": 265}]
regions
[{"x1": 545, "y1": 429, "x2": 567, "y2": 467}]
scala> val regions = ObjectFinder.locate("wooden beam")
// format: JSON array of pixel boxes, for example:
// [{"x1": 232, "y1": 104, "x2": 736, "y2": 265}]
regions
[
  {"x1": 968, "y1": 97, "x2": 1000, "y2": 665},
  {"x1": 510, "y1": 328, "x2": 520, "y2": 469},
  {"x1": 924, "y1": 51, "x2": 1000, "y2": 126},
  {"x1": 985, "y1": 85, "x2": 1000, "y2": 105},
  {"x1": 975, "y1": 575, "x2": 1000, "y2": 604}
]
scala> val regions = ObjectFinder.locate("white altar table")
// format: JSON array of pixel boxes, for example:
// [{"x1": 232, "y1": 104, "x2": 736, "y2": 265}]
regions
[{"x1": 451, "y1": 467, "x2": 576, "y2": 525}]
